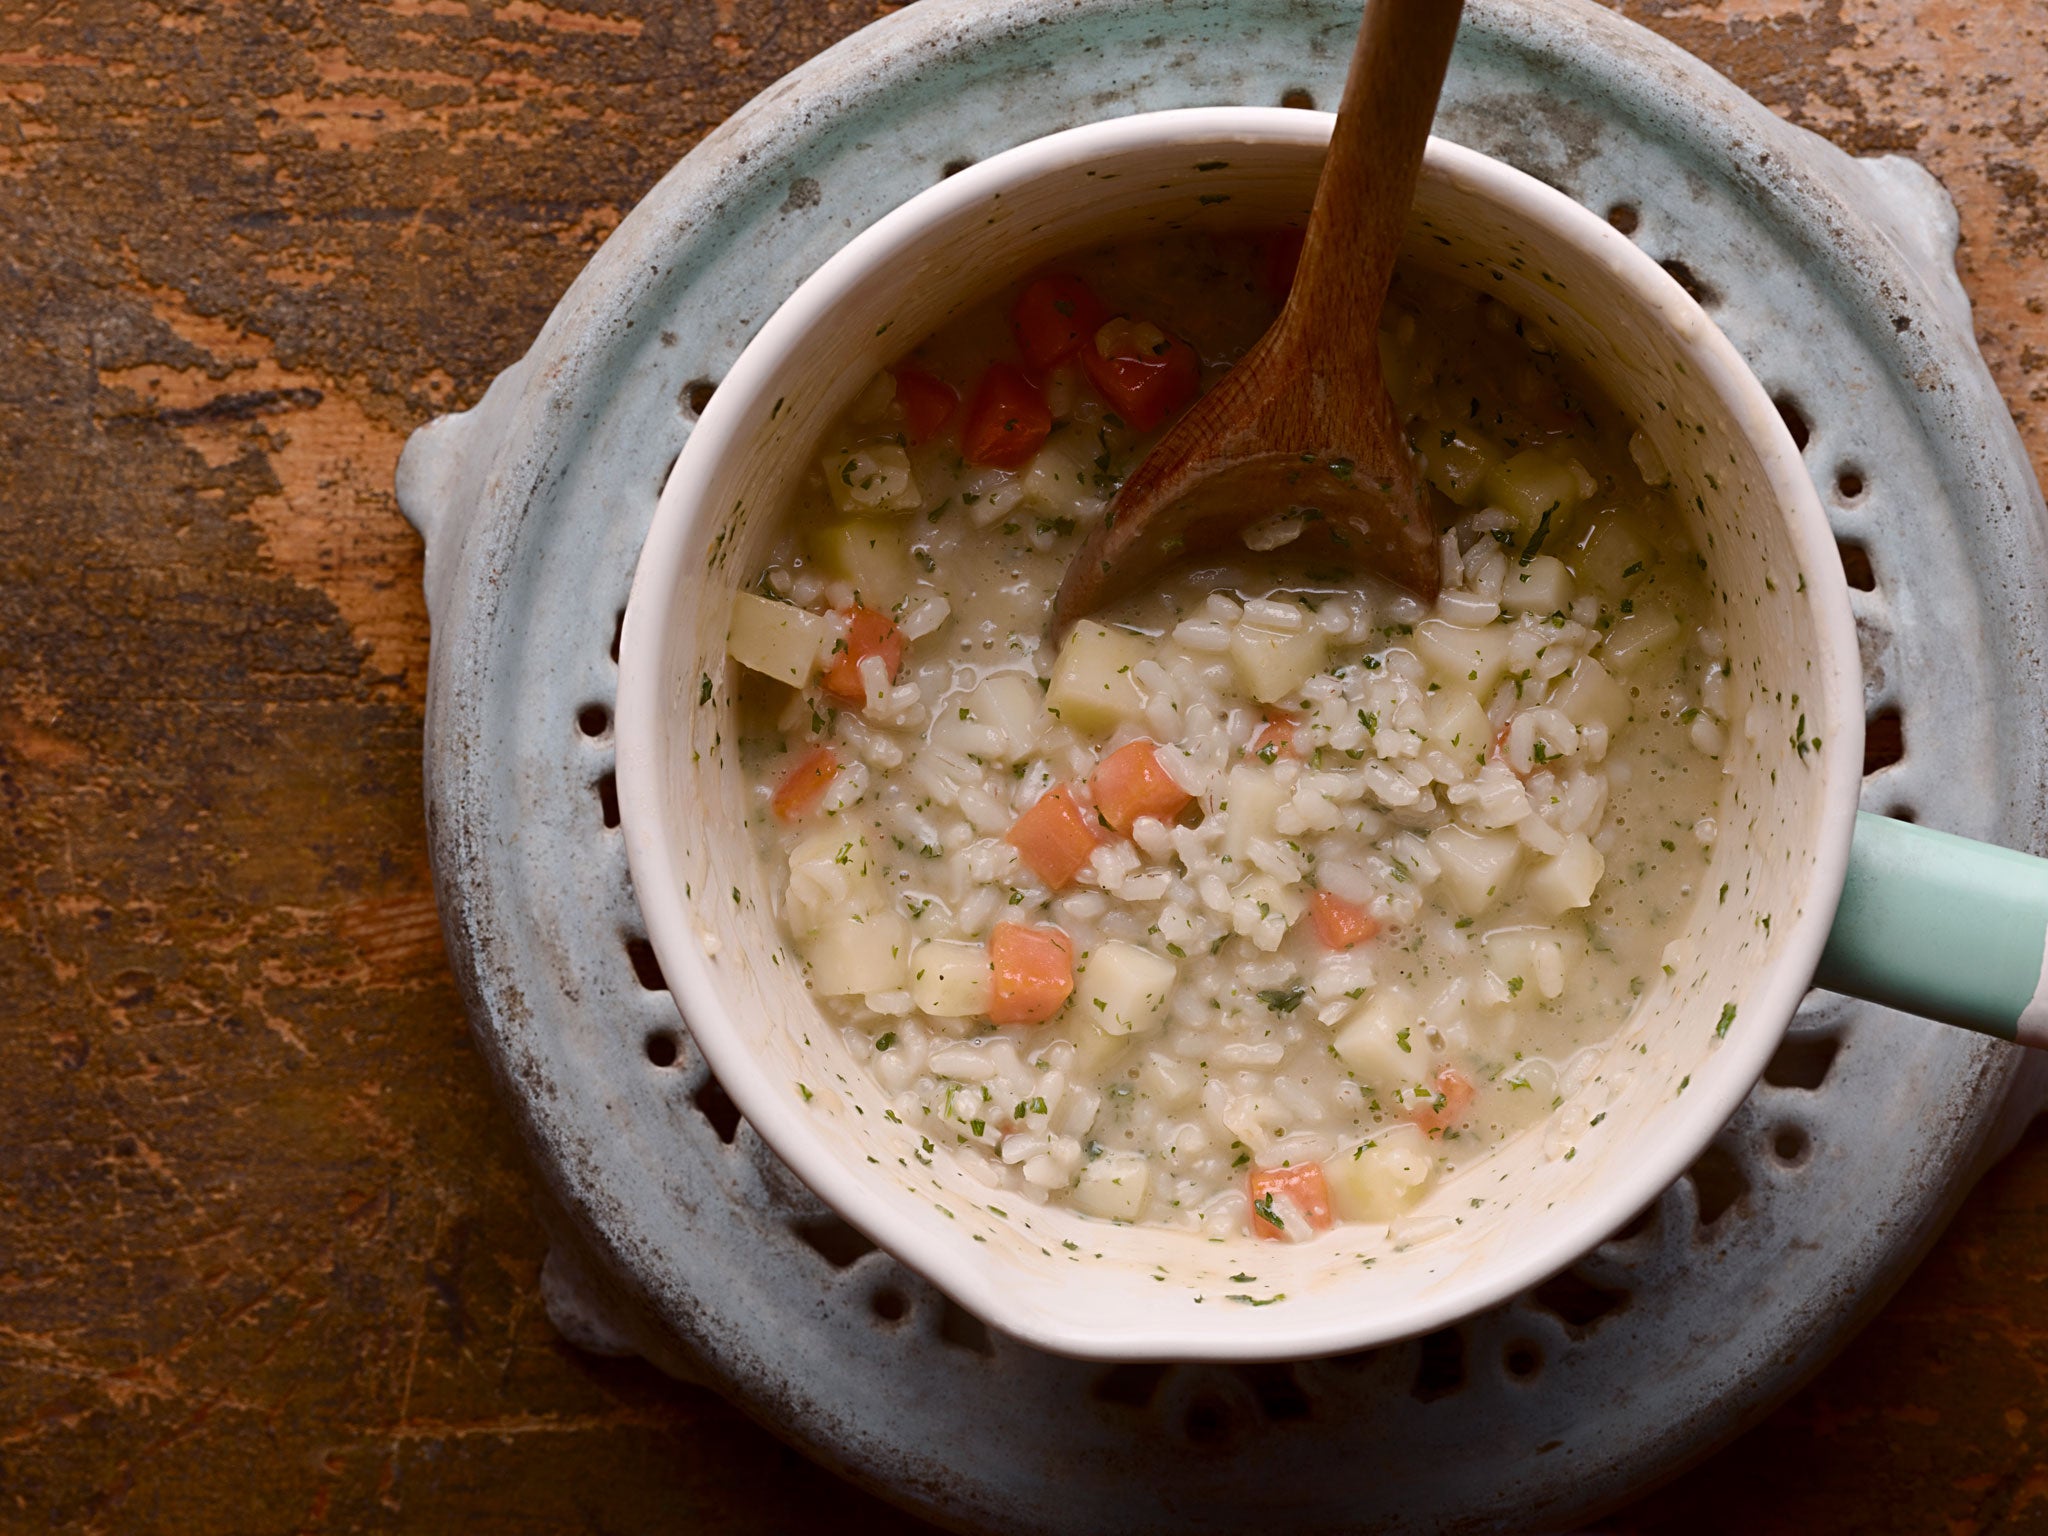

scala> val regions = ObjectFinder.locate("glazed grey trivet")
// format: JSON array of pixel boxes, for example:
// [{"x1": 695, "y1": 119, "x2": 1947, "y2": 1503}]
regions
[{"x1": 395, "y1": 1, "x2": 2048, "y2": 1529}]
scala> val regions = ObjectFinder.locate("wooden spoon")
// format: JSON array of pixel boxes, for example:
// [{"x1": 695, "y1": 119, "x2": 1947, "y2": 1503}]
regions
[{"x1": 1052, "y1": 0, "x2": 1464, "y2": 630}]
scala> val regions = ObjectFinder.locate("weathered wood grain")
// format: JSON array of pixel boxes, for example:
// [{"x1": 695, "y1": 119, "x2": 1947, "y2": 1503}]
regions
[{"x1": 1, "y1": 1, "x2": 2043, "y2": 1530}]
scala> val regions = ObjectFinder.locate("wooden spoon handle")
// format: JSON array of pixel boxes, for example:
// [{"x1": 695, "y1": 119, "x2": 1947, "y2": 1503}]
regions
[{"x1": 1283, "y1": 0, "x2": 1465, "y2": 368}]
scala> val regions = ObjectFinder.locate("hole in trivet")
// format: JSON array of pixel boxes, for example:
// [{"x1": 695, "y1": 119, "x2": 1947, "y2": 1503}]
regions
[
  {"x1": 941, "y1": 157, "x2": 975, "y2": 179},
  {"x1": 1772, "y1": 394, "x2": 1811, "y2": 452},
  {"x1": 1280, "y1": 87, "x2": 1316, "y2": 110},
  {"x1": 1236, "y1": 1362, "x2": 1311, "y2": 1421},
  {"x1": 1772, "y1": 1124, "x2": 1812, "y2": 1166},
  {"x1": 1182, "y1": 1395, "x2": 1235, "y2": 1447},
  {"x1": 597, "y1": 771, "x2": 620, "y2": 828},
  {"x1": 1686, "y1": 1142, "x2": 1751, "y2": 1227},
  {"x1": 610, "y1": 609, "x2": 625, "y2": 664},
  {"x1": 693, "y1": 1074, "x2": 743, "y2": 1144},
  {"x1": 1764, "y1": 1029, "x2": 1842, "y2": 1091},
  {"x1": 937, "y1": 1296, "x2": 995, "y2": 1357},
  {"x1": 625, "y1": 938, "x2": 667, "y2": 992},
  {"x1": 1836, "y1": 466, "x2": 1865, "y2": 501},
  {"x1": 1092, "y1": 1362, "x2": 1170, "y2": 1409},
  {"x1": 1865, "y1": 707, "x2": 1904, "y2": 775},
  {"x1": 1606, "y1": 203, "x2": 1640, "y2": 236},
  {"x1": 793, "y1": 1212, "x2": 877, "y2": 1269},
  {"x1": 577, "y1": 703, "x2": 610, "y2": 738},
  {"x1": 1608, "y1": 1198, "x2": 1660, "y2": 1246},
  {"x1": 1658, "y1": 258, "x2": 1719, "y2": 307},
  {"x1": 1531, "y1": 1268, "x2": 1631, "y2": 1335},
  {"x1": 1503, "y1": 1340, "x2": 1544, "y2": 1380},
  {"x1": 870, "y1": 1287, "x2": 908, "y2": 1323},
  {"x1": 1410, "y1": 1327, "x2": 1466, "y2": 1401},
  {"x1": 644, "y1": 1031, "x2": 680, "y2": 1068},
  {"x1": 682, "y1": 378, "x2": 718, "y2": 416},
  {"x1": 1837, "y1": 539, "x2": 1876, "y2": 591}
]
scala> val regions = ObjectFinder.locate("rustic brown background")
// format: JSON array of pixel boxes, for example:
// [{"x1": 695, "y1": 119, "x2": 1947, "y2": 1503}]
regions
[{"x1": 3, "y1": 0, "x2": 2046, "y2": 1530}]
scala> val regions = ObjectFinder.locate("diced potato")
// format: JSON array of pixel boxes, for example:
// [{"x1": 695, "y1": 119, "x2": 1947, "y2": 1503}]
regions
[
  {"x1": 1136, "y1": 1050, "x2": 1203, "y2": 1109},
  {"x1": 1567, "y1": 511, "x2": 1649, "y2": 595},
  {"x1": 1413, "y1": 617, "x2": 1511, "y2": 695},
  {"x1": 1332, "y1": 986, "x2": 1421, "y2": 1087},
  {"x1": 1073, "y1": 940, "x2": 1175, "y2": 1036},
  {"x1": 804, "y1": 911, "x2": 911, "y2": 996},
  {"x1": 810, "y1": 518, "x2": 910, "y2": 601},
  {"x1": 785, "y1": 829, "x2": 882, "y2": 934},
  {"x1": 1221, "y1": 764, "x2": 1289, "y2": 862},
  {"x1": 1528, "y1": 834, "x2": 1604, "y2": 917},
  {"x1": 1427, "y1": 824, "x2": 1523, "y2": 916},
  {"x1": 1602, "y1": 604, "x2": 1681, "y2": 672},
  {"x1": 1232, "y1": 871, "x2": 1308, "y2": 929},
  {"x1": 1326, "y1": 1124, "x2": 1434, "y2": 1221},
  {"x1": 1424, "y1": 689, "x2": 1491, "y2": 765},
  {"x1": 970, "y1": 673, "x2": 1050, "y2": 757},
  {"x1": 1482, "y1": 448, "x2": 1583, "y2": 532},
  {"x1": 727, "y1": 592, "x2": 830, "y2": 688},
  {"x1": 909, "y1": 939, "x2": 991, "y2": 1018},
  {"x1": 1501, "y1": 553, "x2": 1573, "y2": 615},
  {"x1": 1072, "y1": 1152, "x2": 1150, "y2": 1220},
  {"x1": 1417, "y1": 426, "x2": 1503, "y2": 507},
  {"x1": 1229, "y1": 612, "x2": 1326, "y2": 704},
  {"x1": 821, "y1": 441, "x2": 922, "y2": 515},
  {"x1": 1064, "y1": 1021, "x2": 1132, "y2": 1079},
  {"x1": 1046, "y1": 620, "x2": 1152, "y2": 735},
  {"x1": 1021, "y1": 432, "x2": 1107, "y2": 518},
  {"x1": 1549, "y1": 655, "x2": 1630, "y2": 734},
  {"x1": 928, "y1": 673, "x2": 1050, "y2": 762}
]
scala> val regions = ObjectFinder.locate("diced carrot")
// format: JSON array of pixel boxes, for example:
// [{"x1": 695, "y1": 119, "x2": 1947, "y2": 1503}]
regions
[
  {"x1": 1011, "y1": 274, "x2": 1109, "y2": 374},
  {"x1": 961, "y1": 363, "x2": 1053, "y2": 468},
  {"x1": 988, "y1": 922, "x2": 1074, "y2": 1025},
  {"x1": 1248, "y1": 1161, "x2": 1334, "y2": 1241},
  {"x1": 1410, "y1": 1067, "x2": 1476, "y2": 1134},
  {"x1": 1080, "y1": 318, "x2": 1200, "y2": 433},
  {"x1": 1250, "y1": 709, "x2": 1298, "y2": 762},
  {"x1": 770, "y1": 745, "x2": 840, "y2": 822},
  {"x1": 1089, "y1": 739, "x2": 1192, "y2": 835},
  {"x1": 820, "y1": 604, "x2": 905, "y2": 703},
  {"x1": 1308, "y1": 889, "x2": 1379, "y2": 951},
  {"x1": 1262, "y1": 227, "x2": 1305, "y2": 300},
  {"x1": 1004, "y1": 783, "x2": 1099, "y2": 889},
  {"x1": 893, "y1": 367, "x2": 957, "y2": 444}
]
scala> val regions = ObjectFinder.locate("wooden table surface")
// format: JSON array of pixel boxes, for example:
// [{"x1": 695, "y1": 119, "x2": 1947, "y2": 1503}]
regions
[{"x1": 5, "y1": 1, "x2": 2047, "y2": 1530}]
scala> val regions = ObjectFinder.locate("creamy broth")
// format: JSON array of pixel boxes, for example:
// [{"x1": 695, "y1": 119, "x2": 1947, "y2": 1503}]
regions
[{"x1": 725, "y1": 233, "x2": 1726, "y2": 1240}]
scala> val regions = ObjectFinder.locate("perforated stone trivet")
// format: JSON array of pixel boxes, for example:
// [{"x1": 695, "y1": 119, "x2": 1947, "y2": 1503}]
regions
[{"x1": 395, "y1": 0, "x2": 2048, "y2": 1529}]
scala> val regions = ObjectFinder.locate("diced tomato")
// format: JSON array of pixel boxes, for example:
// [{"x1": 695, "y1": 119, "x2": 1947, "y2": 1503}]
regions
[
  {"x1": 1080, "y1": 318, "x2": 1201, "y2": 433},
  {"x1": 1262, "y1": 227, "x2": 1305, "y2": 300},
  {"x1": 988, "y1": 922, "x2": 1074, "y2": 1025},
  {"x1": 770, "y1": 746, "x2": 840, "y2": 822},
  {"x1": 1248, "y1": 1161, "x2": 1334, "y2": 1241},
  {"x1": 1410, "y1": 1067, "x2": 1476, "y2": 1134},
  {"x1": 961, "y1": 363, "x2": 1053, "y2": 469},
  {"x1": 1308, "y1": 889, "x2": 1379, "y2": 951},
  {"x1": 1089, "y1": 740, "x2": 1192, "y2": 835},
  {"x1": 1004, "y1": 783, "x2": 1099, "y2": 889},
  {"x1": 893, "y1": 367, "x2": 957, "y2": 444},
  {"x1": 1011, "y1": 274, "x2": 1109, "y2": 374},
  {"x1": 1251, "y1": 710, "x2": 1298, "y2": 762},
  {"x1": 820, "y1": 604, "x2": 905, "y2": 703}
]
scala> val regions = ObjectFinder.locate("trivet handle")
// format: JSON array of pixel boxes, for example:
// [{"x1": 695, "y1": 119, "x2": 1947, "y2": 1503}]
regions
[{"x1": 1817, "y1": 812, "x2": 2048, "y2": 1047}]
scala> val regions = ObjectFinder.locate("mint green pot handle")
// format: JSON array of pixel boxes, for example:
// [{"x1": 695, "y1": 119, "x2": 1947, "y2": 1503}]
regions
[{"x1": 1816, "y1": 812, "x2": 2048, "y2": 1046}]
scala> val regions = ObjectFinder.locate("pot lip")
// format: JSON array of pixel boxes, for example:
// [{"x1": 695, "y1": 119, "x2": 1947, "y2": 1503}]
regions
[{"x1": 616, "y1": 105, "x2": 1863, "y2": 1363}]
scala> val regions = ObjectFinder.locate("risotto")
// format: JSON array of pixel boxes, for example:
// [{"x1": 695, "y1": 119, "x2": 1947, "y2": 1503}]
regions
[{"x1": 724, "y1": 234, "x2": 1728, "y2": 1242}]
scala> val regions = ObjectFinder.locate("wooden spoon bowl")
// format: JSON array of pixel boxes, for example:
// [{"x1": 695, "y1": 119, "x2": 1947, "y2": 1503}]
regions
[{"x1": 1054, "y1": 0, "x2": 1464, "y2": 629}]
